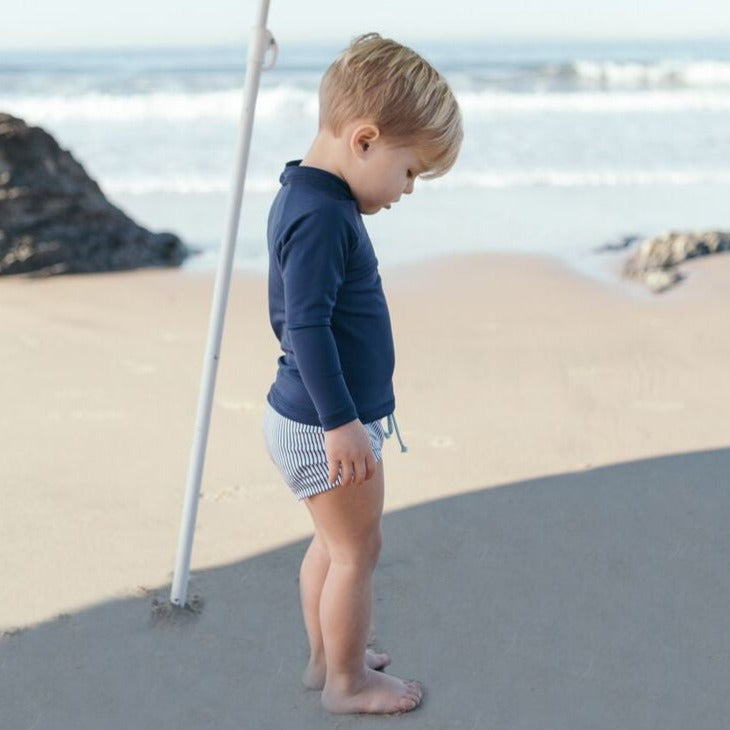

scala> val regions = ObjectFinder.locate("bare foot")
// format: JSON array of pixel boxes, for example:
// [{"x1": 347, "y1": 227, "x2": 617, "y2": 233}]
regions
[
  {"x1": 302, "y1": 648, "x2": 391, "y2": 690},
  {"x1": 321, "y1": 667, "x2": 423, "y2": 715}
]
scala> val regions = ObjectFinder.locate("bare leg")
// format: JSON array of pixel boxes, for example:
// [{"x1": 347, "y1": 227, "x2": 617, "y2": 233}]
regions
[
  {"x1": 299, "y1": 533, "x2": 390, "y2": 690},
  {"x1": 303, "y1": 460, "x2": 423, "y2": 714},
  {"x1": 299, "y1": 532, "x2": 328, "y2": 685}
]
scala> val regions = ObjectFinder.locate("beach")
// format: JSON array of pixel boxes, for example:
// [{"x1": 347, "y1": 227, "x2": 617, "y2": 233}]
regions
[{"x1": 2, "y1": 252, "x2": 729, "y2": 728}]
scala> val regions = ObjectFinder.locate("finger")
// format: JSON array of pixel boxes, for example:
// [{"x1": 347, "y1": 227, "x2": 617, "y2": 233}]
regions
[
  {"x1": 364, "y1": 452, "x2": 376, "y2": 482},
  {"x1": 353, "y1": 458, "x2": 366, "y2": 486},
  {"x1": 328, "y1": 459, "x2": 340, "y2": 486},
  {"x1": 345, "y1": 461, "x2": 356, "y2": 484}
]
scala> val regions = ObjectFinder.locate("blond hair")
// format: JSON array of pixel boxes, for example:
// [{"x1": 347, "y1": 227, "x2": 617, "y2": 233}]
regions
[{"x1": 319, "y1": 33, "x2": 463, "y2": 179}]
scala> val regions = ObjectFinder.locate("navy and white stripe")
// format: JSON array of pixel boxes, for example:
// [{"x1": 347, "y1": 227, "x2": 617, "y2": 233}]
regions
[{"x1": 263, "y1": 402, "x2": 386, "y2": 500}]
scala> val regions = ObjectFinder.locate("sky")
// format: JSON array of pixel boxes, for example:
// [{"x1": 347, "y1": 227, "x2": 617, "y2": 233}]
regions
[{"x1": 4, "y1": 0, "x2": 730, "y2": 50}]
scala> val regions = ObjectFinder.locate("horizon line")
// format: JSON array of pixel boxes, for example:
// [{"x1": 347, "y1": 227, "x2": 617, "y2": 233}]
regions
[{"x1": 3, "y1": 34, "x2": 730, "y2": 55}]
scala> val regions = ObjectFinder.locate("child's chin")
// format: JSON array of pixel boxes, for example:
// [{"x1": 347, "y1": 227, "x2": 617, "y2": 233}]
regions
[{"x1": 359, "y1": 203, "x2": 387, "y2": 215}]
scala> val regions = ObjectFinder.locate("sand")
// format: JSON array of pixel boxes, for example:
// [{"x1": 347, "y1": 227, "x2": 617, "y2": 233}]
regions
[{"x1": 1, "y1": 252, "x2": 728, "y2": 728}]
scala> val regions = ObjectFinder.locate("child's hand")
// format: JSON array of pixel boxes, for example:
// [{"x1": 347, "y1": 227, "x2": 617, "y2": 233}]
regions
[{"x1": 324, "y1": 419, "x2": 377, "y2": 487}]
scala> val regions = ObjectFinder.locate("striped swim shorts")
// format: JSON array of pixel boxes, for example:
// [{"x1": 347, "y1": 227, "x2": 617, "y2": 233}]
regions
[{"x1": 262, "y1": 401, "x2": 387, "y2": 500}]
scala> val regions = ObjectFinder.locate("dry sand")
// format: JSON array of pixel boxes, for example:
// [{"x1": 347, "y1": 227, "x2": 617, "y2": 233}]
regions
[{"x1": 1, "y1": 252, "x2": 728, "y2": 728}]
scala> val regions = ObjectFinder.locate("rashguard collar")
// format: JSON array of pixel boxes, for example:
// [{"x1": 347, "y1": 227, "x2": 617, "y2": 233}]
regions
[{"x1": 280, "y1": 160, "x2": 355, "y2": 201}]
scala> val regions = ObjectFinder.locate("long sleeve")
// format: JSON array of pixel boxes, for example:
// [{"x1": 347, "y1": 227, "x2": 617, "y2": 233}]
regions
[{"x1": 278, "y1": 205, "x2": 358, "y2": 430}]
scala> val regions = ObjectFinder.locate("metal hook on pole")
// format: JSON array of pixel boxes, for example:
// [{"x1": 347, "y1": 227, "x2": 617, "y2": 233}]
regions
[
  {"x1": 262, "y1": 31, "x2": 278, "y2": 71},
  {"x1": 169, "y1": 0, "x2": 276, "y2": 609}
]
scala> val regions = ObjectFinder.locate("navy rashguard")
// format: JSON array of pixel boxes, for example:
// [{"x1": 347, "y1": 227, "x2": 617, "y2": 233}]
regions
[{"x1": 266, "y1": 160, "x2": 396, "y2": 430}]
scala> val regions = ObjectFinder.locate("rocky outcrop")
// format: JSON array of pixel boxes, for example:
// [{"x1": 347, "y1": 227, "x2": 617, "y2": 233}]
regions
[
  {"x1": 622, "y1": 230, "x2": 730, "y2": 293},
  {"x1": 593, "y1": 234, "x2": 641, "y2": 253},
  {"x1": 0, "y1": 113, "x2": 191, "y2": 276}
]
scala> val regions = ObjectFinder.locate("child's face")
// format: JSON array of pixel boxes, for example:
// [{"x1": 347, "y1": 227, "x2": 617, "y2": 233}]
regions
[{"x1": 350, "y1": 141, "x2": 424, "y2": 215}]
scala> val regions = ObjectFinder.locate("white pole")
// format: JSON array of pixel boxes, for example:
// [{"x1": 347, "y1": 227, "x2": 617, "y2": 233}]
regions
[{"x1": 170, "y1": 0, "x2": 276, "y2": 607}]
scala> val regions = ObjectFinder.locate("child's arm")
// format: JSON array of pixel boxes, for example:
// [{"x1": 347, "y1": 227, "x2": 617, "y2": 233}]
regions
[{"x1": 279, "y1": 204, "x2": 376, "y2": 486}]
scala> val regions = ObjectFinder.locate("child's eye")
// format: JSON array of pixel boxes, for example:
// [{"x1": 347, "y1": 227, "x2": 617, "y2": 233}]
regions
[{"x1": 406, "y1": 169, "x2": 413, "y2": 178}]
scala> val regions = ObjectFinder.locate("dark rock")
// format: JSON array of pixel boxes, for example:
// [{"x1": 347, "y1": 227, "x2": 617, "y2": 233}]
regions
[
  {"x1": 0, "y1": 112, "x2": 192, "y2": 276},
  {"x1": 594, "y1": 234, "x2": 641, "y2": 253},
  {"x1": 622, "y1": 230, "x2": 730, "y2": 293}
]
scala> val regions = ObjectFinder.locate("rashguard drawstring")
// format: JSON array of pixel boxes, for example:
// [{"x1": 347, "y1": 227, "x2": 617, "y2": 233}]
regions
[{"x1": 385, "y1": 412, "x2": 408, "y2": 453}]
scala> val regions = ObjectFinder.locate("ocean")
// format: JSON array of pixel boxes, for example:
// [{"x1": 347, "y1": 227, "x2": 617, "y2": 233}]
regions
[{"x1": 1, "y1": 38, "x2": 729, "y2": 280}]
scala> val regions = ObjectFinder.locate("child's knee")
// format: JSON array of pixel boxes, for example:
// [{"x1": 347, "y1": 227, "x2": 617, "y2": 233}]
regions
[
  {"x1": 329, "y1": 527, "x2": 382, "y2": 570},
  {"x1": 367, "y1": 527, "x2": 383, "y2": 565}
]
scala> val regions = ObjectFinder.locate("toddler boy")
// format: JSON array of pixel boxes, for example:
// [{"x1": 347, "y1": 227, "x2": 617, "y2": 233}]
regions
[{"x1": 263, "y1": 33, "x2": 462, "y2": 715}]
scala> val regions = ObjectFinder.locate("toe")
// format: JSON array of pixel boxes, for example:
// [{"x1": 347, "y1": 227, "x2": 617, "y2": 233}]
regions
[
  {"x1": 401, "y1": 694, "x2": 420, "y2": 712},
  {"x1": 405, "y1": 680, "x2": 424, "y2": 701},
  {"x1": 367, "y1": 649, "x2": 391, "y2": 670}
]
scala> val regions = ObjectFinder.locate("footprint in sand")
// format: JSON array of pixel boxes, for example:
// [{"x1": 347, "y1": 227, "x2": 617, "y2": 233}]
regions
[
  {"x1": 54, "y1": 387, "x2": 93, "y2": 400},
  {"x1": 429, "y1": 435, "x2": 455, "y2": 449},
  {"x1": 216, "y1": 399, "x2": 262, "y2": 412},
  {"x1": 200, "y1": 482, "x2": 278, "y2": 501},
  {"x1": 19, "y1": 334, "x2": 40, "y2": 348},
  {"x1": 400, "y1": 432, "x2": 456, "y2": 449},
  {"x1": 631, "y1": 400, "x2": 685, "y2": 412},
  {"x1": 123, "y1": 359, "x2": 157, "y2": 375},
  {"x1": 567, "y1": 365, "x2": 618, "y2": 377},
  {"x1": 70, "y1": 409, "x2": 123, "y2": 421},
  {"x1": 200, "y1": 484, "x2": 241, "y2": 502}
]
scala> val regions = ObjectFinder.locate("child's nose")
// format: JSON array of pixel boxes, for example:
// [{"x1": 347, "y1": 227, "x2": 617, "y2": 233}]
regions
[{"x1": 404, "y1": 179, "x2": 415, "y2": 195}]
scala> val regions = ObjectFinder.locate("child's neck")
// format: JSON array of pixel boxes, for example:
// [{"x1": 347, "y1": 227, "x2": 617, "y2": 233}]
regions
[{"x1": 300, "y1": 130, "x2": 348, "y2": 182}]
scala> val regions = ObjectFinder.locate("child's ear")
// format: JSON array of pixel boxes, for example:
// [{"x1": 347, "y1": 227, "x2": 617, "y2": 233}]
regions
[{"x1": 351, "y1": 124, "x2": 380, "y2": 158}]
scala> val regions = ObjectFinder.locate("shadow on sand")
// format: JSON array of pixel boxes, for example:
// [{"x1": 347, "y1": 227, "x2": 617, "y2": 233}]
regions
[{"x1": 2, "y1": 448, "x2": 728, "y2": 729}]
